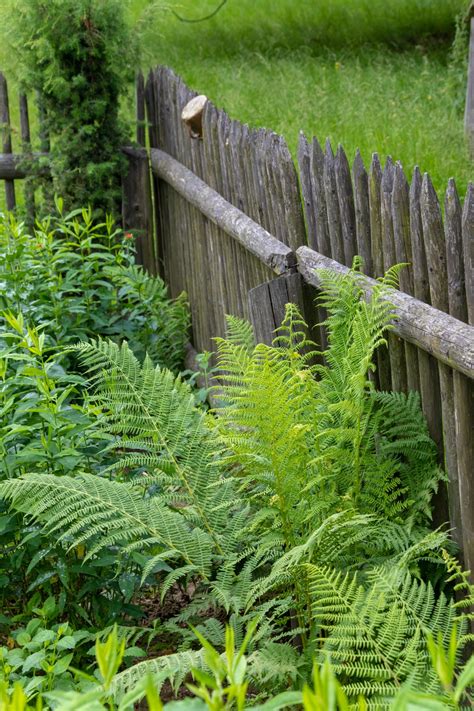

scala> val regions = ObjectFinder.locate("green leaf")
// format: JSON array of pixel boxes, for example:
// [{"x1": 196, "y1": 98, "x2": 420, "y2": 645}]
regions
[
  {"x1": 53, "y1": 652, "x2": 74, "y2": 675},
  {"x1": 56, "y1": 635, "x2": 77, "y2": 651},
  {"x1": 22, "y1": 649, "x2": 46, "y2": 672}
]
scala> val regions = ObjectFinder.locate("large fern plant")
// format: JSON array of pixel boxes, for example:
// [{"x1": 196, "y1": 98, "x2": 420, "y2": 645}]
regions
[{"x1": 0, "y1": 263, "x2": 468, "y2": 707}]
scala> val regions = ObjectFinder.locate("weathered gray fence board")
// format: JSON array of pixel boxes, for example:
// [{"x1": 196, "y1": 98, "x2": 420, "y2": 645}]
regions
[
  {"x1": 421, "y1": 174, "x2": 459, "y2": 529},
  {"x1": 392, "y1": 163, "x2": 420, "y2": 394},
  {"x1": 462, "y1": 184, "x2": 474, "y2": 325},
  {"x1": 367, "y1": 153, "x2": 391, "y2": 391},
  {"x1": 352, "y1": 150, "x2": 372, "y2": 275},
  {"x1": 0, "y1": 73, "x2": 16, "y2": 210},
  {"x1": 19, "y1": 93, "x2": 35, "y2": 224},
  {"x1": 409, "y1": 167, "x2": 443, "y2": 458},
  {"x1": 335, "y1": 144, "x2": 357, "y2": 266},
  {"x1": 323, "y1": 140, "x2": 345, "y2": 264}
]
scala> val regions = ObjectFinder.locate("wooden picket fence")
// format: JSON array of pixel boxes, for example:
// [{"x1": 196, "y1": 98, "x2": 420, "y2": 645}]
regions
[
  {"x1": 143, "y1": 66, "x2": 473, "y2": 578},
  {"x1": 0, "y1": 66, "x2": 473, "y2": 579}
]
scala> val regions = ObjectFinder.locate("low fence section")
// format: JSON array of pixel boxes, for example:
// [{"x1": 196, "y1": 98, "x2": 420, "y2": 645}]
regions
[
  {"x1": 142, "y1": 67, "x2": 473, "y2": 576},
  {"x1": 144, "y1": 67, "x2": 306, "y2": 351},
  {"x1": 0, "y1": 67, "x2": 473, "y2": 577}
]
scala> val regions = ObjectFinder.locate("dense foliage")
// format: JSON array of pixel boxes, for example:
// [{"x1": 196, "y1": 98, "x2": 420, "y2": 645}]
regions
[
  {"x1": 0, "y1": 224, "x2": 472, "y2": 709},
  {"x1": 3, "y1": 0, "x2": 138, "y2": 214},
  {"x1": 0, "y1": 207, "x2": 189, "y2": 625}
]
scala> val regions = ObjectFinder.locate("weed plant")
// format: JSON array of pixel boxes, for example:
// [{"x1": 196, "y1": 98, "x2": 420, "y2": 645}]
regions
[
  {"x1": 0, "y1": 205, "x2": 189, "y2": 626},
  {"x1": 1, "y1": 256, "x2": 472, "y2": 708}
]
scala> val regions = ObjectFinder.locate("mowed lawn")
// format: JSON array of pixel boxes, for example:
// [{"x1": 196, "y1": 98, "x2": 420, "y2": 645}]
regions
[
  {"x1": 130, "y1": 0, "x2": 471, "y2": 197},
  {"x1": 0, "y1": 0, "x2": 470, "y2": 203}
]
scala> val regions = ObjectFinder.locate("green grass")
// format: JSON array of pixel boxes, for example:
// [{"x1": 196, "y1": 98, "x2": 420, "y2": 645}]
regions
[
  {"x1": 130, "y1": 0, "x2": 471, "y2": 197},
  {"x1": 0, "y1": 0, "x2": 471, "y2": 207}
]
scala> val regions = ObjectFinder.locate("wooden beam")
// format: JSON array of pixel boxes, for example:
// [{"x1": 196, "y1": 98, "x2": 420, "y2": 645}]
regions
[
  {"x1": 297, "y1": 245, "x2": 474, "y2": 380},
  {"x1": 150, "y1": 147, "x2": 296, "y2": 274},
  {"x1": 0, "y1": 153, "x2": 49, "y2": 179}
]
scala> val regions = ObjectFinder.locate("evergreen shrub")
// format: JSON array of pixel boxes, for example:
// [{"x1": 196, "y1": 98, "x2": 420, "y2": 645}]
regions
[{"x1": 5, "y1": 0, "x2": 138, "y2": 215}]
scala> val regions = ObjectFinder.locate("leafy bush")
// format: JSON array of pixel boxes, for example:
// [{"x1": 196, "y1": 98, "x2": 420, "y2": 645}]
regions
[
  {"x1": 0, "y1": 205, "x2": 189, "y2": 368},
  {"x1": 0, "y1": 204, "x2": 189, "y2": 625},
  {"x1": 1, "y1": 620, "x2": 473, "y2": 710},
  {"x1": 2, "y1": 263, "x2": 471, "y2": 707},
  {"x1": 3, "y1": 0, "x2": 138, "y2": 214}
]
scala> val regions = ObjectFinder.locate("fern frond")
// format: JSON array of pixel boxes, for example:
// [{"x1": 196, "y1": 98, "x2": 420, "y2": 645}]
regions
[
  {"x1": 0, "y1": 473, "x2": 215, "y2": 580},
  {"x1": 71, "y1": 339, "x2": 233, "y2": 551},
  {"x1": 223, "y1": 314, "x2": 255, "y2": 353},
  {"x1": 110, "y1": 649, "x2": 205, "y2": 698},
  {"x1": 307, "y1": 563, "x2": 458, "y2": 703}
]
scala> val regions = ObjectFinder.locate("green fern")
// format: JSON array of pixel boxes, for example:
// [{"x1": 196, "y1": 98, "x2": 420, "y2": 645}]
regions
[
  {"x1": 306, "y1": 563, "x2": 460, "y2": 704},
  {"x1": 0, "y1": 263, "x2": 462, "y2": 701}
]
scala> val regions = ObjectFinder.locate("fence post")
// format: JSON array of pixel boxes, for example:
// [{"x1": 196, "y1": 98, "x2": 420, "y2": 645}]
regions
[
  {"x1": 0, "y1": 73, "x2": 16, "y2": 211},
  {"x1": 19, "y1": 93, "x2": 35, "y2": 226},
  {"x1": 122, "y1": 146, "x2": 155, "y2": 274}
]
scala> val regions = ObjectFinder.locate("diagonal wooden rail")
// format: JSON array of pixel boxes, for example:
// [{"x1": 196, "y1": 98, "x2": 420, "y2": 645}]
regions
[{"x1": 150, "y1": 147, "x2": 474, "y2": 380}]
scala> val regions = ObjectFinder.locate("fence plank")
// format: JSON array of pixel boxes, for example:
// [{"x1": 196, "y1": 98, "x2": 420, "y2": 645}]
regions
[
  {"x1": 335, "y1": 144, "x2": 357, "y2": 266},
  {"x1": 463, "y1": 183, "x2": 474, "y2": 325},
  {"x1": 445, "y1": 179, "x2": 467, "y2": 324},
  {"x1": 323, "y1": 139, "x2": 344, "y2": 263},
  {"x1": 19, "y1": 93, "x2": 35, "y2": 225},
  {"x1": 248, "y1": 280, "x2": 277, "y2": 345},
  {"x1": 311, "y1": 137, "x2": 330, "y2": 256},
  {"x1": 352, "y1": 150, "x2": 372, "y2": 275},
  {"x1": 456, "y1": 180, "x2": 474, "y2": 572},
  {"x1": 392, "y1": 162, "x2": 419, "y2": 394},
  {"x1": 122, "y1": 146, "x2": 154, "y2": 271},
  {"x1": 368, "y1": 152, "x2": 391, "y2": 390},
  {"x1": 409, "y1": 167, "x2": 443, "y2": 460},
  {"x1": 298, "y1": 132, "x2": 317, "y2": 250},
  {"x1": 443, "y1": 177, "x2": 471, "y2": 558},
  {"x1": 381, "y1": 157, "x2": 407, "y2": 392},
  {"x1": 0, "y1": 73, "x2": 16, "y2": 210},
  {"x1": 421, "y1": 173, "x2": 455, "y2": 528}
]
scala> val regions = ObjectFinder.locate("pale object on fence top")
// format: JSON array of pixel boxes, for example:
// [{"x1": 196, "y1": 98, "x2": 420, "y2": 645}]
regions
[{"x1": 181, "y1": 95, "x2": 208, "y2": 139}]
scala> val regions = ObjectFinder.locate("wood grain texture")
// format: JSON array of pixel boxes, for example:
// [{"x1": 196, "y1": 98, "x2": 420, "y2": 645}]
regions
[
  {"x1": 382, "y1": 157, "x2": 407, "y2": 393},
  {"x1": 352, "y1": 149, "x2": 372, "y2": 275},
  {"x1": 409, "y1": 167, "x2": 443, "y2": 459},
  {"x1": 122, "y1": 146, "x2": 155, "y2": 273},
  {"x1": 323, "y1": 139, "x2": 344, "y2": 263},
  {"x1": 421, "y1": 173, "x2": 457, "y2": 530},
  {"x1": 150, "y1": 148, "x2": 295, "y2": 274},
  {"x1": 297, "y1": 246, "x2": 474, "y2": 379},
  {"x1": 368, "y1": 153, "x2": 391, "y2": 390},
  {"x1": 392, "y1": 162, "x2": 419, "y2": 393},
  {"x1": 334, "y1": 144, "x2": 357, "y2": 266},
  {"x1": 462, "y1": 183, "x2": 474, "y2": 325}
]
